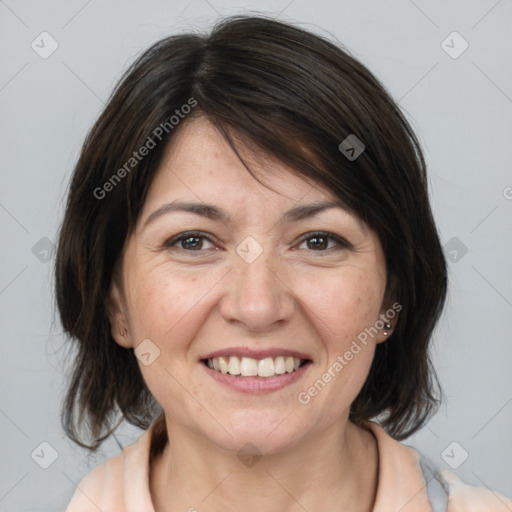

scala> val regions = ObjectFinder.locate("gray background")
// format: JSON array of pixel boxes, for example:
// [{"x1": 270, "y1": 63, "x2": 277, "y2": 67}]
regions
[{"x1": 1, "y1": 0, "x2": 511, "y2": 510}]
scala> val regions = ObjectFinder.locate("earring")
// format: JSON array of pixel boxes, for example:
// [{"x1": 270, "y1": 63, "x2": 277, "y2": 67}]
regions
[
  {"x1": 119, "y1": 328, "x2": 126, "y2": 336},
  {"x1": 383, "y1": 322, "x2": 392, "y2": 336}
]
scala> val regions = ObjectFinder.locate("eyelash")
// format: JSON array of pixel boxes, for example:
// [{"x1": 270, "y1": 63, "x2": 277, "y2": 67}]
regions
[{"x1": 163, "y1": 231, "x2": 351, "y2": 253}]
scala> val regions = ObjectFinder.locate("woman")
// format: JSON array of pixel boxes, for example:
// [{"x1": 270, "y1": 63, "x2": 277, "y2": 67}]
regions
[{"x1": 56, "y1": 15, "x2": 511, "y2": 511}]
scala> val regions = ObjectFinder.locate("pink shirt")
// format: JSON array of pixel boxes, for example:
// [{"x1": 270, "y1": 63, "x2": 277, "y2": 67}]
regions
[{"x1": 65, "y1": 419, "x2": 512, "y2": 511}]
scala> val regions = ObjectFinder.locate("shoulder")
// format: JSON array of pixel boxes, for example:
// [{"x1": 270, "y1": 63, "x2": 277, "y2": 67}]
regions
[
  {"x1": 361, "y1": 421, "x2": 512, "y2": 512},
  {"x1": 65, "y1": 426, "x2": 156, "y2": 512},
  {"x1": 64, "y1": 451, "x2": 126, "y2": 511},
  {"x1": 440, "y1": 469, "x2": 512, "y2": 512}
]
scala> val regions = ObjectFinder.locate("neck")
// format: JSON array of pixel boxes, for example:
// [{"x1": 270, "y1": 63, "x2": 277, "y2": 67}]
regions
[{"x1": 150, "y1": 415, "x2": 379, "y2": 512}]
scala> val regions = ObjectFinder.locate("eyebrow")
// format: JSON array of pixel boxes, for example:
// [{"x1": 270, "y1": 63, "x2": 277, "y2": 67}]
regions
[{"x1": 143, "y1": 199, "x2": 350, "y2": 229}]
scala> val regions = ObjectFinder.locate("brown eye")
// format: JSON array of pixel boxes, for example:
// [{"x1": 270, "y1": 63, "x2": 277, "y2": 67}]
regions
[
  {"x1": 298, "y1": 232, "x2": 348, "y2": 251},
  {"x1": 164, "y1": 232, "x2": 215, "y2": 251},
  {"x1": 306, "y1": 235, "x2": 329, "y2": 250},
  {"x1": 180, "y1": 236, "x2": 204, "y2": 250}
]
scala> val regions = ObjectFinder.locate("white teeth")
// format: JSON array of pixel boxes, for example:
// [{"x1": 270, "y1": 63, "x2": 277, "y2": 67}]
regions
[
  {"x1": 206, "y1": 355, "x2": 305, "y2": 377},
  {"x1": 274, "y1": 356, "x2": 286, "y2": 374},
  {"x1": 228, "y1": 356, "x2": 241, "y2": 375},
  {"x1": 241, "y1": 357, "x2": 258, "y2": 376},
  {"x1": 218, "y1": 356, "x2": 229, "y2": 374},
  {"x1": 258, "y1": 357, "x2": 275, "y2": 377}
]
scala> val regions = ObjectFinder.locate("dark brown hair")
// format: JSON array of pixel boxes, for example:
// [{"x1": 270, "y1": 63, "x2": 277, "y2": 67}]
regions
[{"x1": 55, "y1": 15, "x2": 447, "y2": 451}]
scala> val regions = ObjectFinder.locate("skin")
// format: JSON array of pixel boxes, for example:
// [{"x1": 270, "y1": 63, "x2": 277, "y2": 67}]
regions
[{"x1": 108, "y1": 115, "x2": 397, "y2": 512}]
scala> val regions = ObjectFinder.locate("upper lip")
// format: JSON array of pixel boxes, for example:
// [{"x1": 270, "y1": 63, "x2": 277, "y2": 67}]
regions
[{"x1": 201, "y1": 347, "x2": 312, "y2": 361}]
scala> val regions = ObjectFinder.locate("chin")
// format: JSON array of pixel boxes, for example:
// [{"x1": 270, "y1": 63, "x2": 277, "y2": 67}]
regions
[{"x1": 204, "y1": 411, "x2": 307, "y2": 456}]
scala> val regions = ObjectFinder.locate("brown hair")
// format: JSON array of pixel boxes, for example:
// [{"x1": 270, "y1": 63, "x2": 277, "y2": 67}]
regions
[{"x1": 55, "y1": 15, "x2": 447, "y2": 451}]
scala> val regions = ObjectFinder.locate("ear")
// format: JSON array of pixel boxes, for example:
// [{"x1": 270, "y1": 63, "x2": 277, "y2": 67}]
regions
[
  {"x1": 375, "y1": 274, "x2": 401, "y2": 344},
  {"x1": 106, "y1": 279, "x2": 133, "y2": 349}
]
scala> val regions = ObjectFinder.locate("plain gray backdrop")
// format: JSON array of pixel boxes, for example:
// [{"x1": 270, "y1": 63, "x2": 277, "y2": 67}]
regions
[{"x1": 1, "y1": 0, "x2": 511, "y2": 510}]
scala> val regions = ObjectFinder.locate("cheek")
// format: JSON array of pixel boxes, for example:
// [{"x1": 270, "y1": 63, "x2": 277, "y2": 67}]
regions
[
  {"x1": 297, "y1": 267, "x2": 385, "y2": 344},
  {"x1": 295, "y1": 271, "x2": 381, "y2": 422},
  {"x1": 125, "y1": 269, "x2": 221, "y2": 419},
  {"x1": 294, "y1": 268, "x2": 383, "y2": 409},
  {"x1": 126, "y1": 266, "x2": 222, "y2": 351}
]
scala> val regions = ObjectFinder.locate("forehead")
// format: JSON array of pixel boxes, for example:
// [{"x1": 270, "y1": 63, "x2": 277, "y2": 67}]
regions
[
  {"x1": 138, "y1": 116, "x2": 374, "y2": 238},
  {"x1": 143, "y1": 115, "x2": 336, "y2": 213}
]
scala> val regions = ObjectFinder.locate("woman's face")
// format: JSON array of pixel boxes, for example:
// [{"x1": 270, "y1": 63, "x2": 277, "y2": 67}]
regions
[{"x1": 109, "y1": 115, "x2": 393, "y2": 454}]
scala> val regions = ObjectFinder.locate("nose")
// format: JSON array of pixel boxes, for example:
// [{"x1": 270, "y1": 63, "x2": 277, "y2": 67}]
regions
[{"x1": 219, "y1": 251, "x2": 296, "y2": 332}]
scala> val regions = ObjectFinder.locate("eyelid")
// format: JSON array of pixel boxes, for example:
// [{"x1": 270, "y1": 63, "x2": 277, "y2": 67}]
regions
[
  {"x1": 164, "y1": 231, "x2": 217, "y2": 250},
  {"x1": 163, "y1": 230, "x2": 351, "y2": 253},
  {"x1": 296, "y1": 231, "x2": 352, "y2": 251}
]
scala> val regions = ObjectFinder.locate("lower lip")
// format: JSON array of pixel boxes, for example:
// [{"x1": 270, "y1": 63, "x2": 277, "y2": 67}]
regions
[{"x1": 202, "y1": 361, "x2": 312, "y2": 393}]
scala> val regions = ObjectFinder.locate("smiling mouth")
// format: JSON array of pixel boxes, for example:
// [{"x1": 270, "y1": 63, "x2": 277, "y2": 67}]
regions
[{"x1": 202, "y1": 355, "x2": 311, "y2": 378}]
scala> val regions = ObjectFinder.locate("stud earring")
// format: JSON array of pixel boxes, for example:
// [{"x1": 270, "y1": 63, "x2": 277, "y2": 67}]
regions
[
  {"x1": 119, "y1": 328, "x2": 126, "y2": 336},
  {"x1": 383, "y1": 322, "x2": 392, "y2": 336}
]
